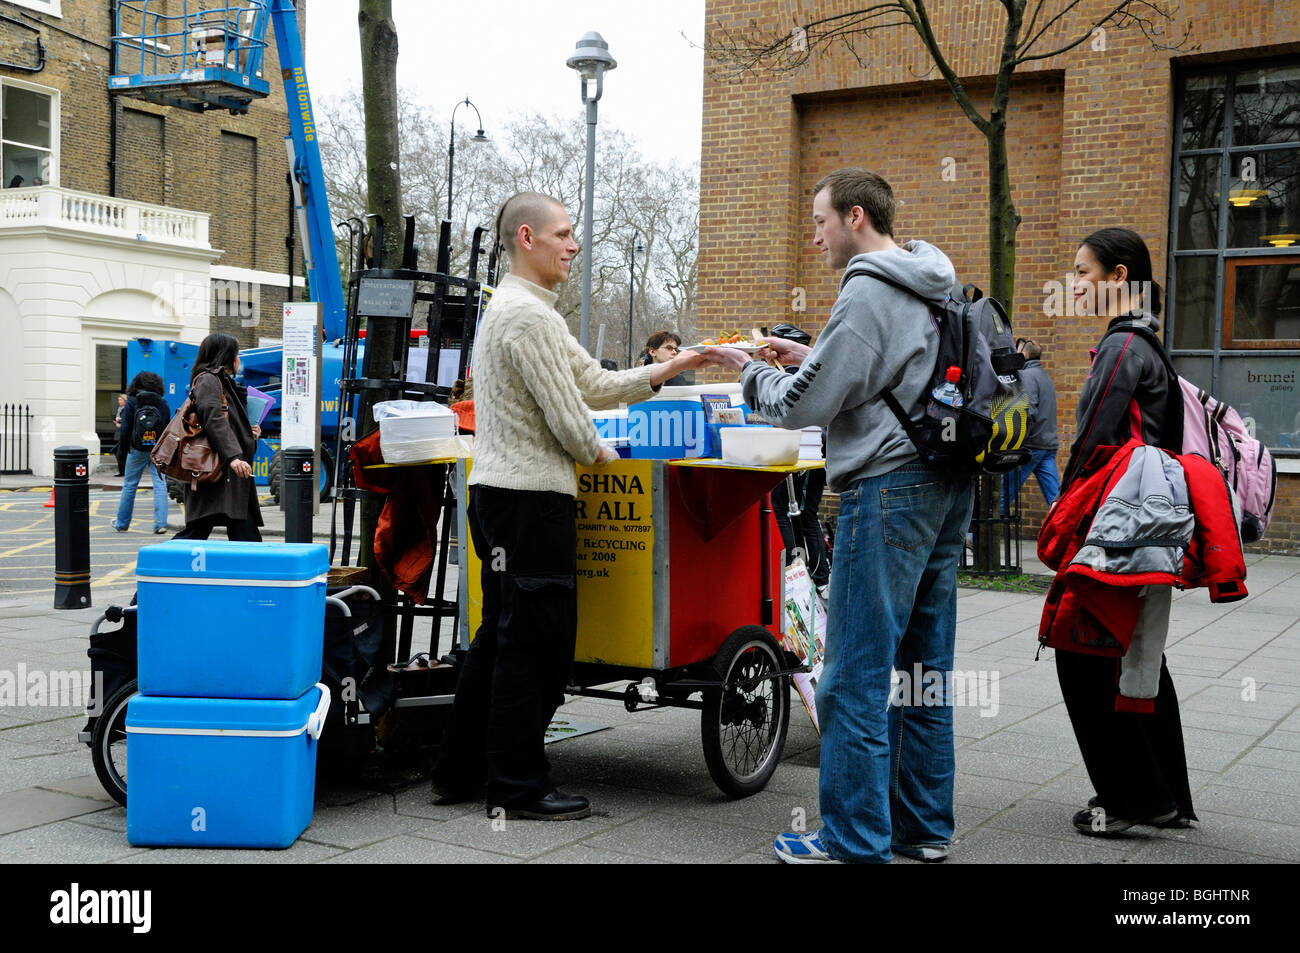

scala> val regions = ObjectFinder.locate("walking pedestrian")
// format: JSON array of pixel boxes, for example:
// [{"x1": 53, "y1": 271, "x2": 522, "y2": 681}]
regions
[
  {"x1": 1056, "y1": 226, "x2": 1196, "y2": 836},
  {"x1": 111, "y1": 374, "x2": 169, "y2": 534},
  {"x1": 173, "y1": 333, "x2": 264, "y2": 542},
  {"x1": 113, "y1": 393, "x2": 128, "y2": 476},
  {"x1": 1009, "y1": 339, "x2": 1060, "y2": 505}
]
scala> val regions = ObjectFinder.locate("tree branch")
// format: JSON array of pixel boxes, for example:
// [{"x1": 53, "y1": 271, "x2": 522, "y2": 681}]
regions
[
  {"x1": 903, "y1": 0, "x2": 992, "y2": 136},
  {"x1": 1017, "y1": 0, "x2": 1195, "y2": 64}
]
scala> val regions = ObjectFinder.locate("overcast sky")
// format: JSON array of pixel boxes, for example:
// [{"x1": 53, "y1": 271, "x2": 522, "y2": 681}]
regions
[{"x1": 305, "y1": 0, "x2": 706, "y2": 167}]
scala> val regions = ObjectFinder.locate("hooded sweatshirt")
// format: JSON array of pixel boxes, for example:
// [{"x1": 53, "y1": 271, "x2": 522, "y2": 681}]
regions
[{"x1": 740, "y1": 240, "x2": 960, "y2": 492}]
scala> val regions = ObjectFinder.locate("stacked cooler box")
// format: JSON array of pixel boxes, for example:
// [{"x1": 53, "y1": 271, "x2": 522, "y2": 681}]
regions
[{"x1": 126, "y1": 541, "x2": 331, "y2": 849}]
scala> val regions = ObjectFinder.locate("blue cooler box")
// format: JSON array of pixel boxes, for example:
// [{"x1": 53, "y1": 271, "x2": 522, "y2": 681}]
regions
[
  {"x1": 136, "y1": 541, "x2": 329, "y2": 699},
  {"x1": 126, "y1": 685, "x2": 329, "y2": 848},
  {"x1": 627, "y1": 400, "x2": 708, "y2": 459}
]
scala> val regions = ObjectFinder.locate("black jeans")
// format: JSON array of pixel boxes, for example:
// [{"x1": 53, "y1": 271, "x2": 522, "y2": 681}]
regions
[
  {"x1": 771, "y1": 469, "x2": 829, "y2": 586},
  {"x1": 434, "y1": 485, "x2": 578, "y2": 807},
  {"x1": 174, "y1": 514, "x2": 263, "y2": 542},
  {"x1": 1055, "y1": 650, "x2": 1196, "y2": 820}
]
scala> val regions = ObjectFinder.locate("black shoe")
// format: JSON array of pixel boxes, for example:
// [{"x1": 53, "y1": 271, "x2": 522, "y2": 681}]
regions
[
  {"x1": 1086, "y1": 796, "x2": 1194, "y2": 830},
  {"x1": 1074, "y1": 804, "x2": 1179, "y2": 836},
  {"x1": 489, "y1": 790, "x2": 591, "y2": 821}
]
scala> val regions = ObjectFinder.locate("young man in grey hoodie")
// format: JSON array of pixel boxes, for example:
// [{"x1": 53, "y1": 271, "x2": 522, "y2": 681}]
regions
[{"x1": 708, "y1": 168, "x2": 972, "y2": 864}]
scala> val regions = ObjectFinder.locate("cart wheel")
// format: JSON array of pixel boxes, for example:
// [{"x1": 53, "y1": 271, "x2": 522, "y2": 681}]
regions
[
  {"x1": 701, "y1": 626, "x2": 790, "y2": 798},
  {"x1": 91, "y1": 679, "x2": 136, "y2": 807}
]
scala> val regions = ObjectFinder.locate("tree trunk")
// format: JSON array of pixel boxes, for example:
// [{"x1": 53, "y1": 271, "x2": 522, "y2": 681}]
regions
[
  {"x1": 985, "y1": 119, "x2": 1021, "y2": 311},
  {"x1": 357, "y1": 0, "x2": 402, "y2": 623}
]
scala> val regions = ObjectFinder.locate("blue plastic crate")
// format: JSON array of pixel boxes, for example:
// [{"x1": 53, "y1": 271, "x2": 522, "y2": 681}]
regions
[
  {"x1": 136, "y1": 541, "x2": 329, "y2": 699},
  {"x1": 126, "y1": 685, "x2": 329, "y2": 849}
]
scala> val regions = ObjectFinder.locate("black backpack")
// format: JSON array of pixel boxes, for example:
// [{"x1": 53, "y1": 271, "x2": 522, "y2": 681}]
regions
[
  {"x1": 131, "y1": 394, "x2": 168, "y2": 452},
  {"x1": 844, "y1": 269, "x2": 1032, "y2": 474}
]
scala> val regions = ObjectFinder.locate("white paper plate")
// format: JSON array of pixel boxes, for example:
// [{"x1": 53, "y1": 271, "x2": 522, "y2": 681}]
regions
[{"x1": 683, "y1": 342, "x2": 766, "y2": 353}]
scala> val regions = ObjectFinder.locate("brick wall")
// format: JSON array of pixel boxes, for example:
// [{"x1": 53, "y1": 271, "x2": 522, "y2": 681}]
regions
[
  {"x1": 0, "y1": 0, "x2": 306, "y2": 333},
  {"x1": 701, "y1": 0, "x2": 1300, "y2": 554}
]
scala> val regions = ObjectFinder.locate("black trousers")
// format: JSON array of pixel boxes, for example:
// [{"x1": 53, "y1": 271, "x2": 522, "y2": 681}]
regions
[
  {"x1": 771, "y1": 468, "x2": 829, "y2": 586},
  {"x1": 1055, "y1": 649, "x2": 1197, "y2": 820},
  {"x1": 174, "y1": 514, "x2": 263, "y2": 542},
  {"x1": 434, "y1": 485, "x2": 577, "y2": 807}
]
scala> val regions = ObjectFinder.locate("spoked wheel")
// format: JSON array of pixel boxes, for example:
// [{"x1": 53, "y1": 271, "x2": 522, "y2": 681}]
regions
[
  {"x1": 701, "y1": 626, "x2": 791, "y2": 798},
  {"x1": 91, "y1": 679, "x2": 136, "y2": 807}
]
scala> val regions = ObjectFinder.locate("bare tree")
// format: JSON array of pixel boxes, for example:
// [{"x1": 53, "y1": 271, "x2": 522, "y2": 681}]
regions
[
  {"x1": 707, "y1": 0, "x2": 1194, "y2": 310},
  {"x1": 318, "y1": 95, "x2": 701, "y2": 366},
  {"x1": 357, "y1": 0, "x2": 401, "y2": 589}
]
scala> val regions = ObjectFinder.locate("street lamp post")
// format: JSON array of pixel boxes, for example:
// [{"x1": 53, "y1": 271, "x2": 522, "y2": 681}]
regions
[
  {"x1": 567, "y1": 31, "x2": 616, "y2": 353},
  {"x1": 627, "y1": 233, "x2": 643, "y2": 369},
  {"x1": 446, "y1": 97, "x2": 487, "y2": 222}
]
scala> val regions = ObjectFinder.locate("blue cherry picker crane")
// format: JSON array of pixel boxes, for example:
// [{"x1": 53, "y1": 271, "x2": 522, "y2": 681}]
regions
[{"x1": 110, "y1": 0, "x2": 349, "y2": 500}]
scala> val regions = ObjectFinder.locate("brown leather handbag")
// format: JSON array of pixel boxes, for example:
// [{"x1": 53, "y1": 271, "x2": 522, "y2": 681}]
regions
[{"x1": 150, "y1": 373, "x2": 227, "y2": 489}]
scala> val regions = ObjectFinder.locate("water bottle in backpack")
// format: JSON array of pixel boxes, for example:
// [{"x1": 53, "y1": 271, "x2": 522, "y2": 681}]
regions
[{"x1": 926, "y1": 366, "x2": 964, "y2": 426}]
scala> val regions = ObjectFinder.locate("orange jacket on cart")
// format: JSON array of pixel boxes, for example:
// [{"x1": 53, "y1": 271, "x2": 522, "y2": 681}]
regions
[{"x1": 349, "y1": 429, "x2": 441, "y2": 604}]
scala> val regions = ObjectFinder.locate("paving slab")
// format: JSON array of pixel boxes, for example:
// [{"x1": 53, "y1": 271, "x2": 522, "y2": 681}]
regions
[
  {"x1": 321, "y1": 835, "x2": 513, "y2": 864},
  {"x1": 578, "y1": 811, "x2": 772, "y2": 863},
  {"x1": 0, "y1": 785, "x2": 114, "y2": 836}
]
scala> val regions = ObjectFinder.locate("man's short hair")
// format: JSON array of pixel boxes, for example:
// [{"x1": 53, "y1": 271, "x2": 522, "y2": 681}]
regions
[
  {"x1": 812, "y1": 168, "x2": 895, "y2": 238},
  {"x1": 495, "y1": 191, "x2": 564, "y2": 257},
  {"x1": 1020, "y1": 339, "x2": 1043, "y2": 360}
]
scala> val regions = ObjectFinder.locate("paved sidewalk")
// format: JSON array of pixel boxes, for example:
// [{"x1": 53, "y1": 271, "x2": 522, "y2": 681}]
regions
[{"x1": 0, "y1": 460, "x2": 1295, "y2": 863}]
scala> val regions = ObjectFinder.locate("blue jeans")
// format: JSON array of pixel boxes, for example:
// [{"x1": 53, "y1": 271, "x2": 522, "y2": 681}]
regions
[
  {"x1": 816, "y1": 464, "x2": 972, "y2": 863},
  {"x1": 1008, "y1": 448, "x2": 1060, "y2": 506},
  {"x1": 114, "y1": 448, "x2": 168, "y2": 531}
]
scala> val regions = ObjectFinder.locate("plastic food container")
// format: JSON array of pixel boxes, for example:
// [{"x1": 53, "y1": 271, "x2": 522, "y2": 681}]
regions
[
  {"x1": 373, "y1": 400, "x2": 456, "y2": 463},
  {"x1": 721, "y1": 426, "x2": 801, "y2": 467},
  {"x1": 126, "y1": 685, "x2": 329, "y2": 848},
  {"x1": 136, "y1": 541, "x2": 328, "y2": 699}
]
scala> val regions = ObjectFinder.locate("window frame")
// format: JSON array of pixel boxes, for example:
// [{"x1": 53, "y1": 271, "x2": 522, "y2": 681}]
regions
[
  {"x1": 1222, "y1": 256, "x2": 1300, "y2": 350},
  {"x1": 1168, "y1": 56, "x2": 1300, "y2": 455},
  {"x1": 0, "y1": 76, "x2": 60, "y2": 188},
  {"x1": 5, "y1": 0, "x2": 62, "y2": 17}
]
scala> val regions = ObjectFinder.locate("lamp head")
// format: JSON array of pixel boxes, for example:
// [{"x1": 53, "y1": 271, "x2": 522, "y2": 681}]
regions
[{"x1": 567, "y1": 31, "x2": 617, "y2": 82}]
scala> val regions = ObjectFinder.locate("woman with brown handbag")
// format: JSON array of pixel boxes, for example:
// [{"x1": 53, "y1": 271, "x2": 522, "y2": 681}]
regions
[{"x1": 174, "y1": 333, "x2": 264, "y2": 542}]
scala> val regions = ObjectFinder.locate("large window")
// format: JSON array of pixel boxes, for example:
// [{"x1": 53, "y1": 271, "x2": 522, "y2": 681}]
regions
[
  {"x1": 1169, "y1": 60, "x2": 1300, "y2": 453},
  {"x1": 1, "y1": 80, "x2": 58, "y2": 188}
]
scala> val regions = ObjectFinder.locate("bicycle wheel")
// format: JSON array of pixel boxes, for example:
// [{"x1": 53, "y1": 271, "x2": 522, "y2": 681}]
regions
[
  {"x1": 700, "y1": 626, "x2": 791, "y2": 798},
  {"x1": 91, "y1": 679, "x2": 136, "y2": 807}
]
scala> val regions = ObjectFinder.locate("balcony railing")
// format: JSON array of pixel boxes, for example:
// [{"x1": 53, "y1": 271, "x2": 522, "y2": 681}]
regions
[{"x1": 0, "y1": 186, "x2": 210, "y2": 249}]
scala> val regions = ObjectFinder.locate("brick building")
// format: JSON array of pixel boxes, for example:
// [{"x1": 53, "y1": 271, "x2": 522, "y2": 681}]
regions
[
  {"x1": 699, "y1": 1, "x2": 1300, "y2": 552},
  {"x1": 0, "y1": 0, "x2": 307, "y2": 475}
]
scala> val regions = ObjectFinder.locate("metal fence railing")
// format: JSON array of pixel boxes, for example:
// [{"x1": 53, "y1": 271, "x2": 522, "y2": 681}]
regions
[
  {"x1": 962, "y1": 473, "x2": 1022, "y2": 575},
  {"x1": 1, "y1": 404, "x2": 33, "y2": 475}
]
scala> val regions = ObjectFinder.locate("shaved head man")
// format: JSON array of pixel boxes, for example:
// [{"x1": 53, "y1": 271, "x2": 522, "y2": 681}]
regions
[{"x1": 434, "y1": 192, "x2": 706, "y2": 820}]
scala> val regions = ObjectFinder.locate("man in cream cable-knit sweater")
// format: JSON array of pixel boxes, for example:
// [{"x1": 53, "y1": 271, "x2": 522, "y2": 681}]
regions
[{"x1": 434, "y1": 192, "x2": 708, "y2": 821}]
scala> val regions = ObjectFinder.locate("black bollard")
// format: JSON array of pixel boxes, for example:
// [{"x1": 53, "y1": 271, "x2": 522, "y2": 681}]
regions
[
  {"x1": 54, "y1": 446, "x2": 91, "y2": 609},
  {"x1": 282, "y1": 447, "x2": 315, "y2": 544}
]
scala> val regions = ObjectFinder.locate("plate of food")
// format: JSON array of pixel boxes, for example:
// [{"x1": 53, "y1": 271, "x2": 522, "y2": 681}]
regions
[{"x1": 685, "y1": 333, "x2": 767, "y2": 353}]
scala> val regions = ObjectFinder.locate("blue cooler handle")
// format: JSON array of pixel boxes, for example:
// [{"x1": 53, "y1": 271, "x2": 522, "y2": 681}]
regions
[{"x1": 307, "y1": 683, "x2": 331, "y2": 740}]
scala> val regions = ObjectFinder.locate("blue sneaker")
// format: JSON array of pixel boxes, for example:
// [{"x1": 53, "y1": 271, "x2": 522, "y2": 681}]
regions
[{"x1": 773, "y1": 829, "x2": 839, "y2": 864}]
